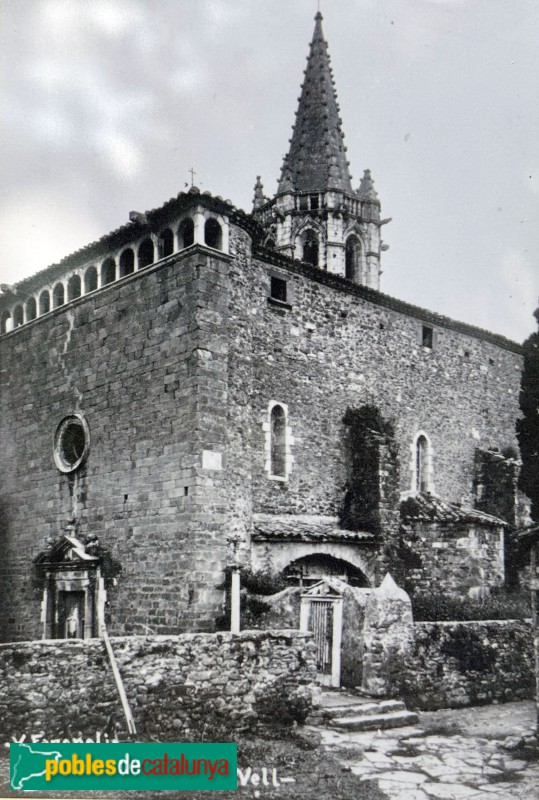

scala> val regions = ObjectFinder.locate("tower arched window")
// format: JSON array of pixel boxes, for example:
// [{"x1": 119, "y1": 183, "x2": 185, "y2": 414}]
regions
[
  {"x1": 138, "y1": 238, "x2": 154, "y2": 269},
  {"x1": 26, "y1": 297, "x2": 37, "y2": 321},
  {"x1": 13, "y1": 305, "x2": 24, "y2": 328},
  {"x1": 1, "y1": 311, "x2": 11, "y2": 333},
  {"x1": 178, "y1": 218, "x2": 194, "y2": 249},
  {"x1": 345, "y1": 235, "x2": 361, "y2": 281},
  {"x1": 119, "y1": 248, "x2": 135, "y2": 277},
  {"x1": 101, "y1": 258, "x2": 116, "y2": 286},
  {"x1": 84, "y1": 267, "x2": 98, "y2": 293},
  {"x1": 158, "y1": 228, "x2": 174, "y2": 259},
  {"x1": 270, "y1": 404, "x2": 287, "y2": 479},
  {"x1": 53, "y1": 283, "x2": 65, "y2": 309},
  {"x1": 302, "y1": 230, "x2": 319, "y2": 267},
  {"x1": 39, "y1": 290, "x2": 51, "y2": 315},
  {"x1": 415, "y1": 434, "x2": 430, "y2": 493},
  {"x1": 67, "y1": 274, "x2": 81, "y2": 301},
  {"x1": 204, "y1": 218, "x2": 222, "y2": 250}
]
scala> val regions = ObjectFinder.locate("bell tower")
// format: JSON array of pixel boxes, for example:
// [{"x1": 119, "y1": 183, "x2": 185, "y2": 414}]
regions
[{"x1": 253, "y1": 12, "x2": 385, "y2": 290}]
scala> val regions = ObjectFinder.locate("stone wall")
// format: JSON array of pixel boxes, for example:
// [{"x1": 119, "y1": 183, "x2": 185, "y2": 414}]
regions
[
  {"x1": 242, "y1": 253, "x2": 523, "y2": 529},
  {"x1": 0, "y1": 245, "x2": 234, "y2": 641},
  {"x1": 0, "y1": 631, "x2": 316, "y2": 742},
  {"x1": 401, "y1": 522, "x2": 505, "y2": 597},
  {"x1": 406, "y1": 620, "x2": 534, "y2": 710}
]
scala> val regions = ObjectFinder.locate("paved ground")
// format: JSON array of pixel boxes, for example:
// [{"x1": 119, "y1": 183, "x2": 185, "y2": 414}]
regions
[{"x1": 312, "y1": 700, "x2": 539, "y2": 800}]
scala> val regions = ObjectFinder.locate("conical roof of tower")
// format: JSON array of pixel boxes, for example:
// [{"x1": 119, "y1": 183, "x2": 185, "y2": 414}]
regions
[{"x1": 278, "y1": 13, "x2": 352, "y2": 195}]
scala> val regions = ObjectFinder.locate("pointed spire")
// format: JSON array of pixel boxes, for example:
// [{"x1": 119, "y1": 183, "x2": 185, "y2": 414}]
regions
[
  {"x1": 278, "y1": 13, "x2": 352, "y2": 194},
  {"x1": 358, "y1": 169, "x2": 380, "y2": 203},
  {"x1": 252, "y1": 176, "x2": 265, "y2": 210}
]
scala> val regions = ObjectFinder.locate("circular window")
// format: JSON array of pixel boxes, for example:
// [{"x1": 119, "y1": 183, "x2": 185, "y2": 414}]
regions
[{"x1": 53, "y1": 414, "x2": 90, "y2": 473}]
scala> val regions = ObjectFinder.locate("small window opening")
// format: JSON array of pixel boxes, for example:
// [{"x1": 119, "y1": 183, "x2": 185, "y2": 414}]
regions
[
  {"x1": 39, "y1": 290, "x2": 51, "y2": 315},
  {"x1": 270, "y1": 404, "x2": 287, "y2": 478},
  {"x1": 270, "y1": 276, "x2": 288, "y2": 303},
  {"x1": 422, "y1": 325, "x2": 433, "y2": 349},
  {"x1": 464, "y1": 350, "x2": 470, "y2": 359},
  {"x1": 101, "y1": 258, "x2": 116, "y2": 286},
  {"x1": 489, "y1": 357, "x2": 495, "y2": 366},
  {"x1": 13, "y1": 305, "x2": 24, "y2": 327},
  {"x1": 158, "y1": 228, "x2": 174, "y2": 258},
  {"x1": 84, "y1": 267, "x2": 98, "y2": 293},
  {"x1": 119, "y1": 248, "x2": 135, "y2": 277},
  {"x1": 302, "y1": 230, "x2": 319, "y2": 267},
  {"x1": 299, "y1": 196, "x2": 308, "y2": 211},
  {"x1": 416, "y1": 435, "x2": 429, "y2": 493},
  {"x1": 53, "y1": 283, "x2": 65, "y2": 309},
  {"x1": 204, "y1": 218, "x2": 222, "y2": 250},
  {"x1": 138, "y1": 238, "x2": 154, "y2": 269},
  {"x1": 178, "y1": 218, "x2": 194, "y2": 249},
  {"x1": 26, "y1": 297, "x2": 37, "y2": 321},
  {"x1": 67, "y1": 274, "x2": 81, "y2": 301},
  {"x1": 310, "y1": 194, "x2": 319, "y2": 210}
]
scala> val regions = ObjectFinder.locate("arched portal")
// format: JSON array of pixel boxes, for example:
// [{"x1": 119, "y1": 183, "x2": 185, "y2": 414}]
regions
[{"x1": 283, "y1": 554, "x2": 370, "y2": 588}]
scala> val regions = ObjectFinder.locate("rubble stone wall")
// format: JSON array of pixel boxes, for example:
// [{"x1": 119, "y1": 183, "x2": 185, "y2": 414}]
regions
[
  {"x1": 0, "y1": 631, "x2": 316, "y2": 742},
  {"x1": 407, "y1": 620, "x2": 534, "y2": 710}
]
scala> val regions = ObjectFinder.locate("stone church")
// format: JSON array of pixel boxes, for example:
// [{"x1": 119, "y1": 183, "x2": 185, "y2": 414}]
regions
[{"x1": 0, "y1": 13, "x2": 527, "y2": 643}]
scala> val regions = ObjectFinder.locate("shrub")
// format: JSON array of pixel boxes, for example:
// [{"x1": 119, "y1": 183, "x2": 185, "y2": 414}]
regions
[{"x1": 411, "y1": 589, "x2": 531, "y2": 621}]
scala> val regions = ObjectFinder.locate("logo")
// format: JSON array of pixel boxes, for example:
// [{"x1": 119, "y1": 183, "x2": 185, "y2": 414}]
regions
[{"x1": 10, "y1": 742, "x2": 237, "y2": 791}]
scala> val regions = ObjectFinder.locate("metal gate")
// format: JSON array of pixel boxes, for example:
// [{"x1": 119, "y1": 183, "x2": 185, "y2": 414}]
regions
[
  {"x1": 310, "y1": 599, "x2": 333, "y2": 676},
  {"x1": 300, "y1": 580, "x2": 344, "y2": 688}
]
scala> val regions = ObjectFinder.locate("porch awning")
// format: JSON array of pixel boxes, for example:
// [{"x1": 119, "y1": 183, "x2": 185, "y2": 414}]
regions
[{"x1": 252, "y1": 514, "x2": 375, "y2": 544}]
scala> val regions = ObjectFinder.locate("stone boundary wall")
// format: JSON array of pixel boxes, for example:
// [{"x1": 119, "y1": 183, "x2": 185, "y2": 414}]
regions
[
  {"x1": 0, "y1": 631, "x2": 316, "y2": 743},
  {"x1": 406, "y1": 620, "x2": 534, "y2": 710}
]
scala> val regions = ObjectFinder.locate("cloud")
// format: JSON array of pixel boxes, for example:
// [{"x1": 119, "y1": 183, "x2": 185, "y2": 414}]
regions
[{"x1": 0, "y1": 191, "x2": 103, "y2": 286}]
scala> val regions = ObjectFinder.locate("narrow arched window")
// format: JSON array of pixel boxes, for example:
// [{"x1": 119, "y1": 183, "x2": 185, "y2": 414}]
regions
[
  {"x1": 416, "y1": 435, "x2": 429, "y2": 493},
  {"x1": 101, "y1": 258, "x2": 116, "y2": 286},
  {"x1": 270, "y1": 404, "x2": 287, "y2": 478},
  {"x1": 178, "y1": 218, "x2": 194, "y2": 249},
  {"x1": 39, "y1": 290, "x2": 51, "y2": 315},
  {"x1": 67, "y1": 274, "x2": 81, "y2": 301},
  {"x1": 13, "y1": 305, "x2": 24, "y2": 327},
  {"x1": 345, "y1": 235, "x2": 361, "y2": 281},
  {"x1": 1, "y1": 311, "x2": 11, "y2": 333},
  {"x1": 53, "y1": 283, "x2": 65, "y2": 309},
  {"x1": 119, "y1": 248, "x2": 135, "y2": 277},
  {"x1": 204, "y1": 218, "x2": 222, "y2": 250},
  {"x1": 158, "y1": 228, "x2": 174, "y2": 258},
  {"x1": 84, "y1": 266, "x2": 98, "y2": 293},
  {"x1": 138, "y1": 238, "x2": 154, "y2": 269},
  {"x1": 302, "y1": 230, "x2": 319, "y2": 267},
  {"x1": 26, "y1": 297, "x2": 37, "y2": 321}
]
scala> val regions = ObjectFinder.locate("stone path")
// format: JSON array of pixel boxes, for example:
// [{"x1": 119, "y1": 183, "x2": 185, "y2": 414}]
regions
[{"x1": 311, "y1": 701, "x2": 539, "y2": 800}]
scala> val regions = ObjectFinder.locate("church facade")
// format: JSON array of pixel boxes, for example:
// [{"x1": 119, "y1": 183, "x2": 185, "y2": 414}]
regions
[{"x1": 0, "y1": 15, "x2": 526, "y2": 643}]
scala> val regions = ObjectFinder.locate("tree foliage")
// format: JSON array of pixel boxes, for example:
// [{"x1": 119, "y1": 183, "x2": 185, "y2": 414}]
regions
[{"x1": 517, "y1": 308, "x2": 539, "y2": 521}]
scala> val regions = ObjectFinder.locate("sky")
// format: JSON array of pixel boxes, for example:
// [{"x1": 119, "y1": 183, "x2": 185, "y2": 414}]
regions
[{"x1": 1, "y1": 0, "x2": 538, "y2": 342}]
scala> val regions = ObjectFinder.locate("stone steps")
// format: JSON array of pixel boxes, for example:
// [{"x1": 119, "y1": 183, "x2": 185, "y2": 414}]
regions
[
  {"x1": 331, "y1": 708, "x2": 419, "y2": 732},
  {"x1": 308, "y1": 691, "x2": 419, "y2": 732}
]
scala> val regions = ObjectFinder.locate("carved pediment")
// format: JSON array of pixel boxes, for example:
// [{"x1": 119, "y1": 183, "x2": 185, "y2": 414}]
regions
[{"x1": 34, "y1": 535, "x2": 99, "y2": 570}]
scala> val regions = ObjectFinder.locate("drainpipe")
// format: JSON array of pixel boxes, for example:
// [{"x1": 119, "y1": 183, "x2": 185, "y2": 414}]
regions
[{"x1": 97, "y1": 576, "x2": 137, "y2": 738}]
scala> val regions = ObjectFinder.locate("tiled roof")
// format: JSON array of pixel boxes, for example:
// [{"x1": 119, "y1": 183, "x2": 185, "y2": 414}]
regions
[
  {"x1": 252, "y1": 514, "x2": 376, "y2": 543},
  {"x1": 278, "y1": 13, "x2": 352, "y2": 194},
  {"x1": 400, "y1": 493, "x2": 509, "y2": 527}
]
